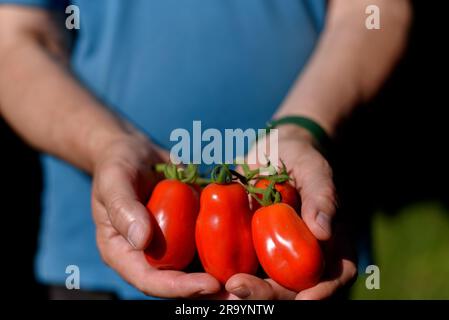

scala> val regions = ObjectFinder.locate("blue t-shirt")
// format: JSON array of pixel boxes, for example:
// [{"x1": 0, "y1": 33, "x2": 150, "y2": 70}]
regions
[{"x1": 0, "y1": 0, "x2": 326, "y2": 299}]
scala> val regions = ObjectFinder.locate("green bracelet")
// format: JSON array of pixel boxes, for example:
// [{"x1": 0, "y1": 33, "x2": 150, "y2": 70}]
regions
[{"x1": 265, "y1": 116, "x2": 333, "y2": 157}]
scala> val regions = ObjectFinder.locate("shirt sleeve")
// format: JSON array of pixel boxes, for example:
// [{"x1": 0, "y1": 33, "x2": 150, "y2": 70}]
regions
[{"x1": 0, "y1": 0, "x2": 67, "y2": 10}]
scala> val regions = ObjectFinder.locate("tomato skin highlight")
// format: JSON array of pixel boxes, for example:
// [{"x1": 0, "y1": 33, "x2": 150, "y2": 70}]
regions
[
  {"x1": 144, "y1": 179, "x2": 200, "y2": 270},
  {"x1": 196, "y1": 182, "x2": 259, "y2": 284},
  {"x1": 252, "y1": 179, "x2": 301, "y2": 212},
  {"x1": 252, "y1": 203, "x2": 324, "y2": 292}
]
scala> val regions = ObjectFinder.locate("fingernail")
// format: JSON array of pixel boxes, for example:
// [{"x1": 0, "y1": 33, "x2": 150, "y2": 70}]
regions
[
  {"x1": 127, "y1": 222, "x2": 145, "y2": 249},
  {"x1": 316, "y1": 211, "x2": 332, "y2": 235},
  {"x1": 230, "y1": 286, "x2": 251, "y2": 298},
  {"x1": 198, "y1": 289, "x2": 214, "y2": 296}
]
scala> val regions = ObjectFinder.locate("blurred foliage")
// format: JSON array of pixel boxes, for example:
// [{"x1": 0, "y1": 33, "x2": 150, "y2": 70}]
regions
[{"x1": 351, "y1": 202, "x2": 449, "y2": 299}]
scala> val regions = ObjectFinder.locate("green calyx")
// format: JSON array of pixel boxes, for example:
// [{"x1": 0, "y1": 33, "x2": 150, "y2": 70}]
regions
[
  {"x1": 211, "y1": 164, "x2": 234, "y2": 184},
  {"x1": 211, "y1": 163, "x2": 261, "y2": 185},
  {"x1": 153, "y1": 159, "x2": 292, "y2": 203},
  {"x1": 246, "y1": 180, "x2": 281, "y2": 207},
  {"x1": 260, "y1": 160, "x2": 291, "y2": 184},
  {"x1": 244, "y1": 160, "x2": 292, "y2": 207},
  {"x1": 240, "y1": 163, "x2": 260, "y2": 181},
  {"x1": 155, "y1": 163, "x2": 201, "y2": 184}
]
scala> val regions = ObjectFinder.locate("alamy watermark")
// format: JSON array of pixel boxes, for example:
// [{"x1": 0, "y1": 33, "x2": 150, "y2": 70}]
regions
[
  {"x1": 365, "y1": 5, "x2": 381, "y2": 30},
  {"x1": 65, "y1": 5, "x2": 80, "y2": 30},
  {"x1": 169, "y1": 121, "x2": 278, "y2": 168},
  {"x1": 65, "y1": 265, "x2": 80, "y2": 290},
  {"x1": 365, "y1": 264, "x2": 381, "y2": 290},
  {"x1": 64, "y1": 5, "x2": 382, "y2": 34}
]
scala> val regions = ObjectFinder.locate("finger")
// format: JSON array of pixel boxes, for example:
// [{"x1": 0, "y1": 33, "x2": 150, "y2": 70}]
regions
[
  {"x1": 264, "y1": 279, "x2": 297, "y2": 300},
  {"x1": 143, "y1": 271, "x2": 222, "y2": 298},
  {"x1": 226, "y1": 273, "x2": 275, "y2": 300},
  {"x1": 203, "y1": 291, "x2": 240, "y2": 300},
  {"x1": 98, "y1": 229, "x2": 221, "y2": 298},
  {"x1": 97, "y1": 163, "x2": 153, "y2": 249},
  {"x1": 225, "y1": 274, "x2": 296, "y2": 300},
  {"x1": 295, "y1": 258, "x2": 357, "y2": 300},
  {"x1": 293, "y1": 152, "x2": 337, "y2": 241},
  {"x1": 154, "y1": 145, "x2": 171, "y2": 163}
]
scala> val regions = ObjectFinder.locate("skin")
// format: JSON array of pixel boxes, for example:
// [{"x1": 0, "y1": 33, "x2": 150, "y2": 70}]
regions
[
  {"x1": 223, "y1": 0, "x2": 412, "y2": 300},
  {"x1": 0, "y1": 0, "x2": 411, "y2": 299}
]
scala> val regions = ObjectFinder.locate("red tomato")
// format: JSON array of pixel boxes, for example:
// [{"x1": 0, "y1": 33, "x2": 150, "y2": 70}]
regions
[
  {"x1": 196, "y1": 182, "x2": 258, "y2": 284},
  {"x1": 144, "y1": 179, "x2": 199, "y2": 270},
  {"x1": 252, "y1": 203, "x2": 324, "y2": 291},
  {"x1": 252, "y1": 179, "x2": 301, "y2": 212}
]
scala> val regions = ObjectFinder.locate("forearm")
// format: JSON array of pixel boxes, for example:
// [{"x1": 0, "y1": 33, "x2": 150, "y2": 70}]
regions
[
  {"x1": 0, "y1": 29, "x2": 134, "y2": 172},
  {"x1": 276, "y1": 0, "x2": 412, "y2": 136}
]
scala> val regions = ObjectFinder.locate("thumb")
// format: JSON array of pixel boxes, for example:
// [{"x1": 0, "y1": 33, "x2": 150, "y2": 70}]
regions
[
  {"x1": 293, "y1": 157, "x2": 337, "y2": 241},
  {"x1": 98, "y1": 165, "x2": 153, "y2": 249},
  {"x1": 106, "y1": 196, "x2": 153, "y2": 249}
]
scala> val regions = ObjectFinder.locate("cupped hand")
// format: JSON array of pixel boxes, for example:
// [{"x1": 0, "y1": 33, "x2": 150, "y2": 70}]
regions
[
  {"x1": 224, "y1": 125, "x2": 357, "y2": 300},
  {"x1": 224, "y1": 225, "x2": 357, "y2": 300},
  {"x1": 91, "y1": 133, "x2": 221, "y2": 298}
]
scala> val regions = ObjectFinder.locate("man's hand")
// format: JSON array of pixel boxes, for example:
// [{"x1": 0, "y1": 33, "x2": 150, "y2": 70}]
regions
[
  {"x1": 224, "y1": 126, "x2": 357, "y2": 300},
  {"x1": 0, "y1": 7, "x2": 221, "y2": 298},
  {"x1": 91, "y1": 133, "x2": 221, "y2": 298},
  {"x1": 223, "y1": 0, "x2": 412, "y2": 299}
]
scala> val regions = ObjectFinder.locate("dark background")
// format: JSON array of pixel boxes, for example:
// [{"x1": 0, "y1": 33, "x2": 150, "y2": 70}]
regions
[
  {"x1": 1, "y1": 1, "x2": 448, "y2": 299},
  {"x1": 334, "y1": 0, "x2": 449, "y2": 256}
]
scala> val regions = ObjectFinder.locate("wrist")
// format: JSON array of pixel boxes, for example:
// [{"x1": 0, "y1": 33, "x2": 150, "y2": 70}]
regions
[
  {"x1": 274, "y1": 110, "x2": 337, "y2": 138},
  {"x1": 86, "y1": 122, "x2": 149, "y2": 172},
  {"x1": 275, "y1": 94, "x2": 343, "y2": 138},
  {"x1": 268, "y1": 116, "x2": 333, "y2": 158},
  {"x1": 277, "y1": 124, "x2": 315, "y2": 144}
]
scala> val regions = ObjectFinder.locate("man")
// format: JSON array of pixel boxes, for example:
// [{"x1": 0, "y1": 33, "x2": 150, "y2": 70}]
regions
[{"x1": 0, "y1": 0, "x2": 411, "y2": 299}]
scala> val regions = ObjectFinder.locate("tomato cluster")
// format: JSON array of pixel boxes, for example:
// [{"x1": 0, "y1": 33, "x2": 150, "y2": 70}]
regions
[{"x1": 143, "y1": 163, "x2": 324, "y2": 292}]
